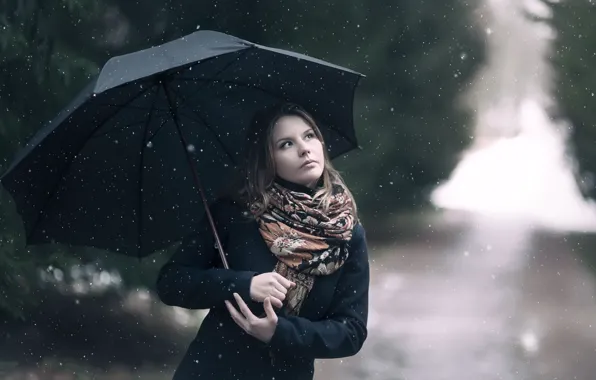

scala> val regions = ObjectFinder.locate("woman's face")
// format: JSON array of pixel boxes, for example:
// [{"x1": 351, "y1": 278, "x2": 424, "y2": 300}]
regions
[{"x1": 270, "y1": 115, "x2": 325, "y2": 188}]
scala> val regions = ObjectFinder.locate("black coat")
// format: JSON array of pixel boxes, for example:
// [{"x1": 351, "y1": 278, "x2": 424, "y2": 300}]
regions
[{"x1": 156, "y1": 184, "x2": 370, "y2": 380}]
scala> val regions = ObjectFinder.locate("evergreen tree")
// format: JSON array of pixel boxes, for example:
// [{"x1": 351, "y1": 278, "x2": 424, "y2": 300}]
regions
[{"x1": 550, "y1": 0, "x2": 596, "y2": 198}]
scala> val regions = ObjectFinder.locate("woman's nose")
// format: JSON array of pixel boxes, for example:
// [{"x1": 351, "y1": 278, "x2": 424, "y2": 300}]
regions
[{"x1": 299, "y1": 144, "x2": 311, "y2": 156}]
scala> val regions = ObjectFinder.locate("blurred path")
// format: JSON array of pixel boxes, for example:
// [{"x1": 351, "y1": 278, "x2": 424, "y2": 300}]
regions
[{"x1": 316, "y1": 218, "x2": 596, "y2": 380}]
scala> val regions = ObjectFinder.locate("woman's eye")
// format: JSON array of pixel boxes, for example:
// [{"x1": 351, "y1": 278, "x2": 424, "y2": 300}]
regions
[
  {"x1": 280, "y1": 141, "x2": 292, "y2": 148},
  {"x1": 306, "y1": 133, "x2": 315, "y2": 139}
]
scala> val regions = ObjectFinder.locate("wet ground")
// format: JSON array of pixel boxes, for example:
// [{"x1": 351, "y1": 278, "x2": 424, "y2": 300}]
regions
[
  {"x1": 3, "y1": 214, "x2": 596, "y2": 379},
  {"x1": 316, "y1": 216, "x2": 596, "y2": 380}
]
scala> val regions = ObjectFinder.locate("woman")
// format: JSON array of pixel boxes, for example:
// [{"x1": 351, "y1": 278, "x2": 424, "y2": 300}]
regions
[{"x1": 156, "y1": 103, "x2": 370, "y2": 379}]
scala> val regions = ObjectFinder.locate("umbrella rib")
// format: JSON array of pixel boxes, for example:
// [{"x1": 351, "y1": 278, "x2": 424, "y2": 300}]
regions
[
  {"x1": 167, "y1": 85, "x2": 237, "y2": 166},
  {"x1": 88, "y1": 105, "x2": 168, "y2": 142},
  {"x1": 180, "y1": 110, "x2": 237, "y2": 166},
  {"x1": 90, "y1": 119, "x2": 147, "y2": 139},
  {"x1": 92, "y1": 103, "x2": 168, "y2": 112},
  {"x1": 28, "y1": 84, "x2": 156, "y2": 242},
  {"x1": 136, "y1": 87, "x2": 160, "y2": 256},
  {"x1": 143, "y1": 49, "x2": 253, "y2": 153},
  {"x1": 162, "y1": 82, "x2": 230, "y2": 269},
  {"x1": 174, "y1": 77, "x2": 357, "y2": 146},
  {"x1": 174, "y1": 77, "x2": 290, "y2": 104},
  {"x1": 162, "y1": 49, "x2": 253, "y2": 110},
  {"x1": 177, "y1": 110, "x2": 237, "y2": 166},
  {"x1": 145, "y1": 116, "x2": 170, "y2": 143}
]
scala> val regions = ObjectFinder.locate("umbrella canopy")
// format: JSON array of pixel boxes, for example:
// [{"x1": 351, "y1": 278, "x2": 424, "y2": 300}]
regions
[{"x1": 0, "y1": 30, "x2": 364, "y2": 260}]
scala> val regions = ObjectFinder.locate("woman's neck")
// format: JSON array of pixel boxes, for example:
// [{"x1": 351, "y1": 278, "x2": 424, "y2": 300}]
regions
[{"x1": 274, "y1": 176, "x2": 322, "y2": 195}]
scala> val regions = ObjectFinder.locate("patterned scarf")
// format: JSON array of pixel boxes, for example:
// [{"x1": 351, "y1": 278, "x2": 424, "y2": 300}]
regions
[{"x1": 251, "y1": 180, "x2": 355, "y2": 316}]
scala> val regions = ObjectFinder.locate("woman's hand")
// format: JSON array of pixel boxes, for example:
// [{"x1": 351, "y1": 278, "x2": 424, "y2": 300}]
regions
[
  {"x1": 225, "y1": 293, "x2": 278, "y2": 343},
  {"x1": 250, "y1": 272, "x2": 295, "y2": 308}
]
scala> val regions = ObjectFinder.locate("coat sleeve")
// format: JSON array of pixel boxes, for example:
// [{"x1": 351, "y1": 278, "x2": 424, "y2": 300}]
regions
[
  {"x1": 155, "y1": 198, "x2": 257, "y2": 310},
  {"x1": 267, "y1": 223, "x2": 370, "y2": 359}
]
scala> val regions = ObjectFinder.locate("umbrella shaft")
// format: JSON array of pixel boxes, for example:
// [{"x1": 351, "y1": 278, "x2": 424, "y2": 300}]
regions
[
  {"x1": 184, "y1": 148, "x2": 230, "y2": 270},
  {"x1": 163, "y1": 84, "x2": 230, "y2": 269}
]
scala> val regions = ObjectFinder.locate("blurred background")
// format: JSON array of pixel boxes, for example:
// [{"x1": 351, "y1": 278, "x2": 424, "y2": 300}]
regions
[{"x1": 2, "y1": 0, "x2": 596, "y2": 379}]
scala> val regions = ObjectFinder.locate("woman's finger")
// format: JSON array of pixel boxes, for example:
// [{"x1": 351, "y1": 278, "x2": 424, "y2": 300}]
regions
[
  {"x1": 273, "y1": 273, "x2": 295, "y2": 289},
  {"x1": 264, "y1": 297, "x2": 278, "y2": 322},
  {"x1": 269, "y1": 296, "x2": 283, "y2": 309},
  {"x1": 271, "y1": 288, "x2": 286, "y2": 301},
  {"x1": 233, "y1": 293, "x2": 256, "y2": 320},
  {"x1": 272, "y1": 281, "x2": 288, "y2": 295},
  {"x1": 225, "y1": 300, "x2": 247, "y2": 331}
]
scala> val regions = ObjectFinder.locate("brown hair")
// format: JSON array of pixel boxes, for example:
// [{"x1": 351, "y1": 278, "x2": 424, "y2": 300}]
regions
[{"x1": 235, "y1": 103, "x2": 358, "y2": 218}]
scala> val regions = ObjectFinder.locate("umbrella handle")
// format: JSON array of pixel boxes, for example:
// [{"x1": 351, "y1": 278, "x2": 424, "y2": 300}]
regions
[{"x1": 163, "y1": 84, "x2": 230, "y2": 269}]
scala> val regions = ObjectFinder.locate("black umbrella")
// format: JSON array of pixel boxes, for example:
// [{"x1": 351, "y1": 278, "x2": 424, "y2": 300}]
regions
[{"x1": 0, "y1": 30, "x2": 364, "y2": 266}]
